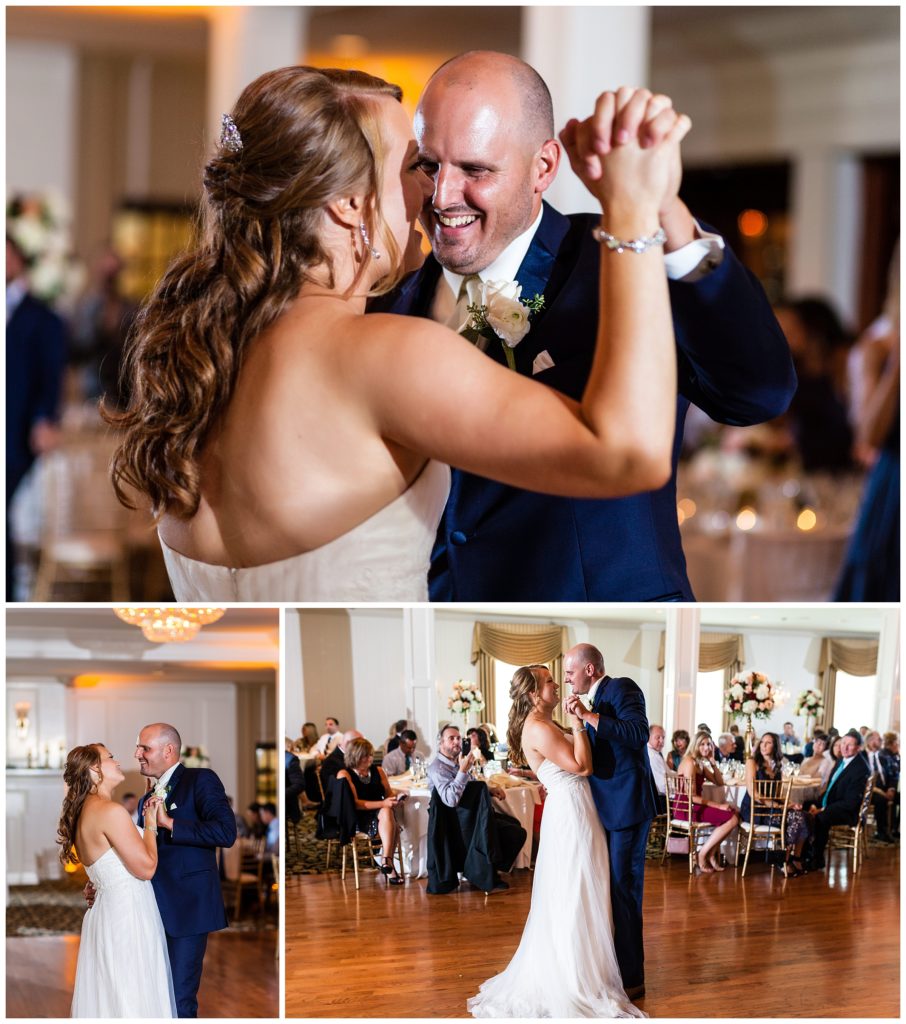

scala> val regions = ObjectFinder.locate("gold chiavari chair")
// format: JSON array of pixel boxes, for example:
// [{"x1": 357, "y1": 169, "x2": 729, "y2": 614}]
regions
[{"x1": 736, "y1": 776, "x2": 792, "y2": 877}]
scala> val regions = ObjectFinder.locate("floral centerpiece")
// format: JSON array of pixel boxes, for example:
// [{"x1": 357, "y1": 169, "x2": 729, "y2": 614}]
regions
[
  {"x1": 725, "y1": 670, "x2": 778, "y2": 757},
  {"x1": 7, "y1": 192, "x2": 84, "y2": 308},
  {"x1": 794, "y1": 688, "x2": 825, "y2": 740},
  {"x1": 447, "y1": 680, "x2": 485, "y2": 724}
]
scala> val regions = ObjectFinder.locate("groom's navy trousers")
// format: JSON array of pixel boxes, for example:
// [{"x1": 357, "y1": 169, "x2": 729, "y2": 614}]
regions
[
  {"x1": 372, "y1": 200, "x2": 796, "y2": 600},
  {"x1": 586, "y1": 676, "x2": 660, "y2": 990},
  {"x1": 139, "y1": 763, "x2": 237, "y2": 1018}
]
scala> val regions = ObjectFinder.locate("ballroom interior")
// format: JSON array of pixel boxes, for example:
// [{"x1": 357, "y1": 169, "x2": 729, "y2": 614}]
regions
[
  {"x1": 285, "y1": 603, "x2": 900, "y2": 1018},
  {"x1": 6, "y1": 4, "x2": 900, "y2": 602},
  {"x1": 5, "y1": 605, "x2": 280, "y2": 1019}
]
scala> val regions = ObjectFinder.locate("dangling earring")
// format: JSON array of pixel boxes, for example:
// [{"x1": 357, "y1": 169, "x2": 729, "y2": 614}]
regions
[{"x1": 359, "y1": 221, "x2": 382, "y2": 261}]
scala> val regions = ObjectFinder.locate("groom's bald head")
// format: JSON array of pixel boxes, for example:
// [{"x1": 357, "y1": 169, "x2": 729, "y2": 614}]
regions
[{"x1": 136, "y1": 722, "x2": 182, "y2": 778}]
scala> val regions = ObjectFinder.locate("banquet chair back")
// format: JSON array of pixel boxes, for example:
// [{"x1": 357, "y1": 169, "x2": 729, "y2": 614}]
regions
[
  {"x1": 829, "y1": 772, "x2": 876, "y2": 874},
  {"x1": 736, "y1": 776, "x2": 792, "y2": 877},
  {"x1": 322, "y1": 775, "x2": 403, "y2": 889},
  {"x1": 221, "y1": 835, "x2": 265, "y2": 921},
  {"x1": 33, "y1": 437, "x2": 131, "y2": 600},
  {"x1": 663, "y1": 772, "x2": 715, "y2": 875}
]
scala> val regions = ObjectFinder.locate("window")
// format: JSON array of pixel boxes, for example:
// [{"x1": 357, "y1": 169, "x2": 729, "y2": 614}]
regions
[
  {"x1": 833, "y1": 672, "x2": 879, "y2": 734},
  {"x1": 694, "y1": 669, "x2": 726, "y2": 735},
  {"x1": 494, "y1": 658, "x2": 521, "y2": 745}
]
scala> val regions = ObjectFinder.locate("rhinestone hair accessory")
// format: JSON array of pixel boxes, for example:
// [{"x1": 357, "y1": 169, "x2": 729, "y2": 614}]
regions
[{"x1": 220, "y1": 113, "x2": 243, "y2": 154}]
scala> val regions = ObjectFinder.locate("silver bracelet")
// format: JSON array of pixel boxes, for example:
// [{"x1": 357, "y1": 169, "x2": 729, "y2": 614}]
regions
[{"x1": 592, "y1": 225, "x2": 667, "y2": 254}]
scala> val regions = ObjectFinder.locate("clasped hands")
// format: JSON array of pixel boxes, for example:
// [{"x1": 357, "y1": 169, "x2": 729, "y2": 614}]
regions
[
  {"x1": 559, "y1": 86, "x2": 694, "y2": 246},
  {"x1": 144, "y1": 794, "x2": 174, "y2": 832},
  {"x1": 563, "y1": 693, "x2": 591, "y2": 723}
]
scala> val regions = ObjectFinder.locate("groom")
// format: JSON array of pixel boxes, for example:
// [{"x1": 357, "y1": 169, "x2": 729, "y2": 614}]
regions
[
  {"x1": 564, "y1": 644, "x2": 659, "y2": 1000},
  {"x1": 135, "y1": 722, "x2": 237, "y2": 1018},
  {"x1": 373, "y1": 51, "x2": 796, "y2": 600}
]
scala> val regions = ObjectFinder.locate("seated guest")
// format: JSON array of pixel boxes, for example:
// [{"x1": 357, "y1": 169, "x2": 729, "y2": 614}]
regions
[
  {"x1": 666, "y1": 729, "x2": 690, "y2": 772},
  {"x1": 381, "y1": 729, "x2": 418, "y2": 776},
  {"x1": 781, "y1": 721, "x2": 801, "y2": 747},
  {"x1": 385, "y1": 719, "x2": 409, "y2": 754},
  {"x1": 294, "y1": 722, "x2": 319, "y2": 755},
  {"x1": 715, "y1": 733, "x2": 737, "y2": 764},
  {"x1": 647, "y1": 724, "x2": 667, "y2": 796},
  {"x1": 260, "y1": 802, "x2": 279, "y2": 852},
  {"x1": 244, "y1": 802, "x2": 264, "y2": 839},
  {"x1": 286, "y1": 744, "x2": 305, "y2": 824},
  {"x1": 675, "y1": 730, "x2": 739, "y2": 873},
  {"x1": 803, "y1": 728, "x2": 827, "y2": 759},
  {"x1": 799, "y1": 735, "x2": 833, "y2": 785},
  {"x1": 741, "y1": 732, "x2": 809, "y2": 877},
  {"x1": 427, "y1": 724, "x2": 526, "y2": 892},
  {"x1": 462, "y1": 726, "x2": 494, "y2": 764},
  {"x1": 865, "y1": 730, "x2": 897, "y2": 842},
  {"x1": 882, "y1": 732, "x2": 900, "y2": 838},
  {"x1": 336, "y1": 737, "x2": 406, "y2": 884},
  {"x1": 480, "y1": 723, "x2": 500, "y2": 745},
  {"x1": 729, "y1": 724, "x2": 745, "y2": 760},
  {"x1": 828, "y1": 736, "x2": 844, "y2": 764},
  {"x1": 806, "y1": 733, "x2": 871, "y2": 869},
  {"x1": 318, "y1": 729, "x2": 364, "y2": 794},
  {"x1": 315, "y1": 717, "x2": 342, "y2": 756}
]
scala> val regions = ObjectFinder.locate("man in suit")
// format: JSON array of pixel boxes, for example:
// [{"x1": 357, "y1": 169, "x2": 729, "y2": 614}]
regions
[
  {"x1": 285, "y1": 744, "x2": 305, "y2": 824},
  {"x1": 807, "y1": 732, "x2": 871, "y2": 870},
  {"x1": 136, "y1": 722, "x2": 237, "y2": 1018},
  {"x1": 865, "y1": 730, "x2": 897, "y2": 842},
  {"x1": 564, "y1": 643, "x2": 659, "y2": 1000},
  {"x1": 373, "y1": 51, "x2": 796, "y2": 600},
  {"x1": 6, "y1": 235, "x2": 67, "y2": 599},
  {"x1": 381, "y1": 729, "x2": 418, "y2": 776}
]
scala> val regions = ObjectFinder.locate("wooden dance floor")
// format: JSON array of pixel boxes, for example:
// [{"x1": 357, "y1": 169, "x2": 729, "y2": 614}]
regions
[
  {"x1": 5, "y1": 929, "x2": 278, "y2": 1017},
  {"x1": 286, "y1": 846, "x2": 899, "y2": 1018}
]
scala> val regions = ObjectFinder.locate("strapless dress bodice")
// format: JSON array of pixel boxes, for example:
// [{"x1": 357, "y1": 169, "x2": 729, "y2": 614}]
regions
[
  {"x1": 84, "y1": 846, "x2": 145, "y2": 894},
  {"x1": 160, "y1": 459, "x2": 450, "y2": 601},
  {"x1": 536, "y1": 758, "x2": 592, "y2": 794}
]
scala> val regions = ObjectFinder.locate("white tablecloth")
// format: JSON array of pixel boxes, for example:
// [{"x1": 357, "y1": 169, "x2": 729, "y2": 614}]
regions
[{"x1": 391, "y1": 778, "x2": 540, "y2": 878}]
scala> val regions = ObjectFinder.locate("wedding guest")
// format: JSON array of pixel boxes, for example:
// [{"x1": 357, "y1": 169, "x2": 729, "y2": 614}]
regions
[
  {"x1": 121, "y1": 792, "x2": 140, "y2": 825},
  {"x1": 647, "y1": 724, "x2": 667, "y2": 796},
  {"x1": 781, "y1": 722, "x2": 804, "y2": 763},
  {"x1": 294, "y1": 722, "x2": 319, "y2": 755},
  {"x1": 799, "y1": 735, "x2": 833, "y2": 786},
  {"x1": 427, "y1": 724, "x2": 526, "y2": 892},
  {"x1": 244, "y1": 802, "x2": 264, "y2": 839},
  {"x1": 882, "y1": 732, "x2": 900, "y2": 838},
  {"x1": 260, "y1": 802, "x2": 279, "y2": 852},
  {"x1": 286, "y1": 746, "x2": 305, "y2": 824},
  {"x1": 829, "y1": 736, "x2": 844, "y2": 763},
  {"x1": 715, "y1": 734, "x2": 737, "y2": 763},
  {"x1": 806, "y1": 733, "x2": 871, "y2": 870},
  {"x1": 381, "y1": 729, "x2": 418, "y2": 776},
  {"x1": 666, "y1": 729, "x2": 690, "y2": 771},
  {"x1": 315, "y1": 717, "x2": 342, "y2": 756},
  {"x1": 481, "y1": 724, "x2": 500, "y2": 746},
  {"x1": 803, "y1": 728, "x2": 827, "y2": 758},
  {"x1": 385, "y1": 719, "x2": 409, "y2": 753},
  {"x1": 675, "y1": 730, "x2": 739, "y2": 873},
  {"x1": 375, "y1": 51, "x2": 795, "y2": 603},
  {"x1": 318, "y1": 729, "x2": 364, "y2": 795},
  {"x1": 865, "y1": 730, "x2": 897, "y2": 843},
  {"x1": 729, "y1": 724, "x2": 746, "y2": 760},
  {"x1": 462, "y1": 726, "x2": 494, "y2": 764},
  {"x1": 740, "y1": 732, "x2": 808, "y2": 877},
  {"x1": 6, "y1": 233, "x2": 67, "y2": 600},
  {"x1": 336, "y1": 737, "x2": 405, "y2": 883}
]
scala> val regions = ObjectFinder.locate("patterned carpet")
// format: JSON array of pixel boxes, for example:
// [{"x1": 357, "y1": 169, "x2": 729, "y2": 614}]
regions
[
  {"x1": 7, "y1": 869, "x2": 277, "y2": 936},
  {"x1": 286, "y1": 809, "x2": 381, "y2": 877}
]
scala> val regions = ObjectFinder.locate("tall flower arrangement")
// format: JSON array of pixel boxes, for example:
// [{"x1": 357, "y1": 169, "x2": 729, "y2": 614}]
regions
[
  {"x1": 794, "y1": 688, "x2": 825, "y2": 740},
  {"x1": 447, "y1": 680, "x2": 485, "y2": 724},
  {"x1": 7, "y1": 191, "x2": 84, "y2": 307},
  {"x1": 725, "y1": 670, "x2": 778, "y2": 758}
]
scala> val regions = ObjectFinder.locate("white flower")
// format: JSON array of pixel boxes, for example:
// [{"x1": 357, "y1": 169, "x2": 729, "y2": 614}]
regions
[
  {"x1": 464, "y1": 278, "x2": 532, "y2": 347},
  {"x1": 742, "y1": 699, "x2": 758, "y2": 714},
  {"x1": 754, "y1": 683, "x2": 770, "y2": 700},
  {"x1": 452, "y1": 699, "x2": 463, "y2": 714},
  {"x1": 153, "y1": 782, "x2": 167, "y2": 800},
  {"x1": 730, "y1": 683, "x2": 744, "y2": 700}
]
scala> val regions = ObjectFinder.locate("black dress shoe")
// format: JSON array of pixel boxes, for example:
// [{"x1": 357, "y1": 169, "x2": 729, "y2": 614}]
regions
[
  {"x1": 485, "y1": 880, "x2": 510, "y2": 894},
  {"x1": 624, "y1": 985, "x2": 646, "y2": 1000}
]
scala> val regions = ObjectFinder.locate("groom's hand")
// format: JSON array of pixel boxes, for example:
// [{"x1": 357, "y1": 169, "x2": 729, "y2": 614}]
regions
[{"x1": 156, "y1": 805, "x2": 175, "y2": 831}]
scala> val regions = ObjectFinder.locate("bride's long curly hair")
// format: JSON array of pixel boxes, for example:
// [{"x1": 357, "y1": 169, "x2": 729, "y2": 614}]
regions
[
  {"x1": 507, "y1": 665, "x2": 550, "y2": 767},
  {"x1": 106, "y1": 65, "x2": 404, "y2": 520},
  {"x1": 57, "y1": 743, "x2": 104, "y2": 866}
]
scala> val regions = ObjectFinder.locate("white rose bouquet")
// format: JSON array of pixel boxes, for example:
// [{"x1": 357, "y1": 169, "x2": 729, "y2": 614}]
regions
[
  {"x1": 794, "y1": 689, "x2": 825, "y2": 716},
  {"x1": 724, "y1": 670, "x2": 777, "y2": 721},
  {"x1": 447, "y1": 680, "x2": 485, "y2": 719},
  {"x1": 460, "y1": 278, "x2": 545, "y2": 370}
]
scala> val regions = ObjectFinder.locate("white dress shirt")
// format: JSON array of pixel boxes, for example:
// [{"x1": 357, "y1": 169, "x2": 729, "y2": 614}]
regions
[{"x1": 647, "y1": 745, "x2": 667, "y2": 795}]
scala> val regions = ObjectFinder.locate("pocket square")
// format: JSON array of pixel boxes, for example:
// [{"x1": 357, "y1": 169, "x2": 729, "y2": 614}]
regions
[
  {"x1": 532, "y1": 350, "x2": 555, "y2": 375},
  {"x1": 169, "y1": 803, "x2": 177, "y2": 810}
]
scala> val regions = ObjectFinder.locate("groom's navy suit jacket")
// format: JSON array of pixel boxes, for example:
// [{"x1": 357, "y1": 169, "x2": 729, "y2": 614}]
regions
[
  {"x1": 586, "y1": 675, "x2": 661, "y2": 832},
  {"x1": 373, "y1": 202, "x2": 796, "y2": 600},
  {"x1": 138, "y1": 763, "x2": 236, "y2": 938}
]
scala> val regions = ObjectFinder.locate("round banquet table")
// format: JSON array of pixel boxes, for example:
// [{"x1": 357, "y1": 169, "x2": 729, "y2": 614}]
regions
[{"x1": 388, "y1": 774, "x2": 541, "y2": 878}]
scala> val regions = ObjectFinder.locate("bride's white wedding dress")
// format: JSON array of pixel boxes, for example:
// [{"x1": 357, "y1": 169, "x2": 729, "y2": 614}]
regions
[
  {"x1": 71, "y1": 841, "x2": 176, "y2": 1018},
  {"x1": 468, "y1": 759, "x2": 646, "y2": 1019},
  {"x1": 160, "y1": 459, "x2": 450, "y2": 601}
]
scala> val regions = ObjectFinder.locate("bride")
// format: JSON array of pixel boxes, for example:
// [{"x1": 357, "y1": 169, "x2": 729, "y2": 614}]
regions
[
  {"x1": 468, "y1": 666, "x2": 645, "y2": 1018},
  {"x1": 58, "y1": 743, "x2": 176, "y2": 1018},
  {"x1": 108, "y1": 65, "x2": 688, "y2": 601}
]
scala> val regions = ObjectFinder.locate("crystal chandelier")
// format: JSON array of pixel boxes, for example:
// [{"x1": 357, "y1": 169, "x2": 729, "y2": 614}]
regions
[{"x1": 113, "y1": 607, "x2": 226, "y2": 643}]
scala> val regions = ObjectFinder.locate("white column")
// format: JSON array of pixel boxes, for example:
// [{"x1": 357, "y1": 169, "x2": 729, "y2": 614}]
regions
[
  {"x1": 283, "y1": 609, "x2": 305, "y2": 738},
  {"x1": 403, "y1": 608, "x2": 438, "y2": 757},
  {"x1": 522, "y1": 6, "x2": 651, "y2": 214},
  {"x1": 640, "y1": 624, "x2": 665, "y2": 725},
  {"x1": 125, "y1": 58, "x2": 153, "y2": 197},
  {"x1": 206, "y1": 7, "x2": 308, "y2": 152},
  {"x1": 662, "y1": 607, "x2": 700, "y2": 739},
  {"x1": 788, "y1": 150, "x2": 863, "y2": 327},
  {"x1": 875, "y1": 609, "x2": 900, "y2": 733}
]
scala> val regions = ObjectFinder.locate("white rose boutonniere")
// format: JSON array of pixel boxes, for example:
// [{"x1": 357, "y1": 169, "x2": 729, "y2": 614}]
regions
[
  {"x1": 459, "y1": 278, "x2": 545, "y2": 370},
  {"x1": 153, "y1": 782, "x2": 168, "y2": 801}
]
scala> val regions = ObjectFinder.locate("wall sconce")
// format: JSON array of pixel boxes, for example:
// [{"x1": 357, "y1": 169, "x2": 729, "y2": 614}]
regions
[{"x1": 14, "y1": 701, "x2": 31, "y2": 739}]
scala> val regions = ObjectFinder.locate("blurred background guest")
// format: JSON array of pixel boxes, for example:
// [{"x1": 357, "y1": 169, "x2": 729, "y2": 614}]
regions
[
  {"x1": 666, "y1": 729, "x2": 690, "y2": 771},
  {"x1": 381, "y1": 730, "x2": 418, "y2": 776},
  {"x1": 462, "y1": 726, "x2": 494, "y2": 764},
  {"x1": 647, "y1": 724, "x2": 667, "y2": 795},
  {"x1": 799, "y1": 735, "x2": 833, "y2": 785},
  {"x1": 385, "y1": 719, "x2": 409, "y2": 754}
]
